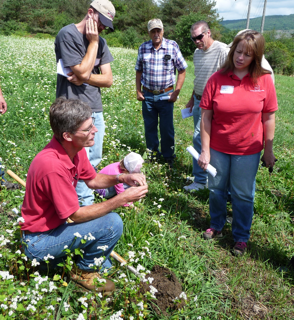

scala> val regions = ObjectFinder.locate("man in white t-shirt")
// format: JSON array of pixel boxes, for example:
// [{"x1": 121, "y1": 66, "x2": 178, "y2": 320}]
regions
[{"x1": 184, "y1": 21, "x2": 228, "y2": 191}]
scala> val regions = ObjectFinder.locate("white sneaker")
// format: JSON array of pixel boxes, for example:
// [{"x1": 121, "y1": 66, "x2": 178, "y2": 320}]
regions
[{"x1": 183, "y1": 182, "x2": 207, "y2": 192}]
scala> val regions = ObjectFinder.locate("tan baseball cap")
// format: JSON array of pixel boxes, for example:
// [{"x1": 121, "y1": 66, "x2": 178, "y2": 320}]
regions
[
  {"x1": 90, "y1": 0, "x2": 115, "y2": 31},
  {"x1": 148, "y1": 19, "x2": 163, "y2": 32}
]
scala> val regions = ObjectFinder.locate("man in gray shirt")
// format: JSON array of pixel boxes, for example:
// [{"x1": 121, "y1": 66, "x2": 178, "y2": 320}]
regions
[
  {"x1": 55, "y1": 0, "x2": 115, "y2": 206},
  {"x1": 184, "y1": 21, "x2": 228, "y2": 192}
]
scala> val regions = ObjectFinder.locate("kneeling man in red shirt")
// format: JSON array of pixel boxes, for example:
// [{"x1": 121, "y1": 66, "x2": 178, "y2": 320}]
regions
[{"x1": 20, "y1": 97, "x2": 148, "y2": 293}]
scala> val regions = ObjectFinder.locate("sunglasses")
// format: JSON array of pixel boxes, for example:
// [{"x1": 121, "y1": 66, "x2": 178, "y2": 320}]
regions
[{"x1": 191, "y1": 32, "x2": 205, "y2": 42}]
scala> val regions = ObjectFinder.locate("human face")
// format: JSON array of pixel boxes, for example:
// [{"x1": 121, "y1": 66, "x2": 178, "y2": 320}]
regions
[
  {"x1": 233, "y1": 40, "x2": 254, "y2": 72},
  {"x1": 191, "y1": 26, "x2": 211, "y2": 51},
  {"x1": 149, "y1": 28, "x2": 164, "y2": 49},
  {"x1": 72, "y1": 117, "x2": 98, "y2": 149}
]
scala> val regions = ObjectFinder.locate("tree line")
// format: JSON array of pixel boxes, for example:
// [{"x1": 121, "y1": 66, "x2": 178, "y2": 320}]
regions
[{"x1": 0, "y1": 0, "x2": 293, "y2": 75}]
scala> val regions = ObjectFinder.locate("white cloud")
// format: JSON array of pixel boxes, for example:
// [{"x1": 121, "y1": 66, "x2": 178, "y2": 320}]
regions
[{"x1": 215, "y1": 0, "x2": 294, "y2": 20}]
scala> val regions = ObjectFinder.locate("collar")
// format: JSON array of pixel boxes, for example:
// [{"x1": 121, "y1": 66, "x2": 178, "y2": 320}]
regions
[
  {"x1": 46, "y1": 136, "x2": 79, "y2": 170},
  {"x1": 228, "y1": 70, "x2": 251, "y2": 81},
  {"x1": 147, "y1": 37, "x2": 167, "y2": 50}
]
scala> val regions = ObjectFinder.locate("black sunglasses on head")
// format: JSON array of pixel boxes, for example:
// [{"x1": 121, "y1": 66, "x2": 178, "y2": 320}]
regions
[{"x1": 191, "y1": 32, "x2": 205, "y2": 42}]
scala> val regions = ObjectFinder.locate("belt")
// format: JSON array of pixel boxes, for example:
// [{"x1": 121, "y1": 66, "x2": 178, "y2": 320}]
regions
[
  {"x1": 24, "y1": 230, "x2": 33, "y2": 235},
  {"x1": 195, "y1": 94, "x2": 202, "y2": 100},
  {"x1": 143, "y1": 86, "x2": 173, "y2": 95}
]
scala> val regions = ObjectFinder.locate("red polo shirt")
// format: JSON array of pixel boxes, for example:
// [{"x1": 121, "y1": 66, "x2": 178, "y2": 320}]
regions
[
  {"x1": 200, "y1": 71, "x2": 278, "y2": 155},
  {"x1": 21, "y1": 136, "x2": 96, "y2": 232}
]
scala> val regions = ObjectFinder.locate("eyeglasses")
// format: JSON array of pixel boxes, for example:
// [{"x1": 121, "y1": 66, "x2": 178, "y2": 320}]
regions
[
  {"x1": 191, "y1": 32, "x2": 205, "y2": 42},
  {"x1": 76, "y1": 117, "x2": 96, "y2": 134}
]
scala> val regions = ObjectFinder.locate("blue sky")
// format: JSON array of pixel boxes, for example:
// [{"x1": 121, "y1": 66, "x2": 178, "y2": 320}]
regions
[{"x1": 215, "y1": 0, "x2": 294, "y2": 20}]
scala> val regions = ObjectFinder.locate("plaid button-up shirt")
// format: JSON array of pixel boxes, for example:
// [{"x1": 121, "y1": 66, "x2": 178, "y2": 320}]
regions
[{"x1": 135, "y1": 38, "x2": 187, "y2": 91}]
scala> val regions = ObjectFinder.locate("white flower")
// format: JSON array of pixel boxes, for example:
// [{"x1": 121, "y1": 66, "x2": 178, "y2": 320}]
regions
[
  {"x1": 128, "y1": 251, "x2": 136, "y2": 259},
  {"x1": 147, "y1": 277, "x2": 154, "y2": 284},
  {"x1": 64, "y1": 245, "x2": 68, "y2": 249},
  {"x1": 15, "y1": 250, "x2": 21, "y2": 255},
  {"x1": 194, "y1": 295, "x2": 198, "y2": 302},
  {"x1": 178, "y1": 236, "x2": 186, "y2": 240},
  {"x1": 17, "y1": 217, "x2": 25, "y2": 223},
  {"x1": 0, "y1": 271, "x2": 13, "y2": 280},
  {"x1": 179, "y1": 292, "x2": 187, "y2": 300},
  {"x1": 149, "y1": 285, "x2": 158, "y2": 298},
  {"x1": 197, "y1": 317, "x2": 202, "y2": 320},
  {"x1": 74, "y1": 232, "x2": 82, "y2": 238},
  {"x1": 94, "y1": 257, "x2": 104, "y2": 266},
  {"x1": 43, "y1": 254, "x2": 54, "y2": 260},
  {"x1": 97, "y1": 245, "x2": 108, "y2": 251},
  {"x1": 119, "y1": 273, "x2": 126, "y2": 278},
  {"x1": 157, "y1": 205, "x2": 162, "y2": 209},
  {"x1": 31, "y1": 259, "x2": 40, "y2": 267},
  {"x1": 127, "y1": 243, "x2": 133, "y2": 247},
  {"x1": 109, "y1": 309, "x2": 123, "y2": 320},
  {"x1": 88, "y1": 233, "x2": 95, "y2": 240},
  {"x1": 12, "y1": 208, "x2": 19, "y2": 214},
  {"x1": 78, "y1": 297, "x2": 88, "y2": 308},
  {"x1": 77, "y1": 314, "x2": 85, "y2": 320},
  {"x1": 64, "y1": 302, "x2": 70, "y2": 312},
  {"x1": 158, "y1": 198, "x2": 164, "y2": 201},
  {"x1": 137, "y1": 301, "x2": 144, "y2": 310}
]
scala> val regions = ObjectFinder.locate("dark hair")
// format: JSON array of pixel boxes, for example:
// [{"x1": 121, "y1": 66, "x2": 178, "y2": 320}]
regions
[
  {"x1": 221, "y1": 30, "x2": 271, "y2": 84},
  {"x1": 190, "y1": 21, "x2": 209, "y2": 34},
  {"x1": 49, "y1": 97, "x2": 92, "y2": 141}
]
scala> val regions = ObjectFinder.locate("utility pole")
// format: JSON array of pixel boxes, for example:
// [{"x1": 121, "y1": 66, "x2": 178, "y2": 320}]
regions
[
  {"x1": 246, "y1": 0, "x2": 252, "y2": 29},
  {"x1": 261, "y1": 0, "x2": 268, "y2": 33}
]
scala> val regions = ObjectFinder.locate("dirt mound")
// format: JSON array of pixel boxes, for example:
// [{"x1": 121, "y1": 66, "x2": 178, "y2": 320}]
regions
[{"x1": 140, "y1": 265, "x2": 185, "y2": 316}]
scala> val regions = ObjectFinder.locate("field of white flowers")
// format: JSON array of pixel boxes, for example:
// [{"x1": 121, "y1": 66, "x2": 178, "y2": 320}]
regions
[{"x1": 1, "y1": 35, "x2": 294, "y2": 320}]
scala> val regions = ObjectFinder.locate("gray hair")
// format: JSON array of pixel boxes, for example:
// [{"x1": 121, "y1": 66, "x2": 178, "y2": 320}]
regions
[
  {"x1": 190, "y1": 21, "x2": 209, "y2": 34},
  {"x1": 50, "y1": 97, "x2": 92, "y2": 141}
]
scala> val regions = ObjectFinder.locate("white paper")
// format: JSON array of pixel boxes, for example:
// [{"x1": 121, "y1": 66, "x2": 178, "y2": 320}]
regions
[
  {"x1": 220, "y1": 85, "x2": 234, "y2": 94},
  {"x1": 160, "y1": 96, "x2": 179, "y2": 101},
  {"x1": 186, "y1": 146, "x2": 217, "y2": 177},
  {"x1": 181, "y1": 107, "x2": 193, "y2": 119},
  {"x1": 57, "y1": 59, "x2": 88, "y2": 86}
]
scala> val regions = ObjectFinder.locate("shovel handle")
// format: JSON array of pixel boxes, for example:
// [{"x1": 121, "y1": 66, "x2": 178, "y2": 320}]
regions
[{"x1": 6, "y1": 170, "x2": 26, "y2": 188}]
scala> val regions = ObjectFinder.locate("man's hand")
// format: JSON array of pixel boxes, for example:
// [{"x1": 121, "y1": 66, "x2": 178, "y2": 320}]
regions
[
  {"x1": 120, "y1": 173, "x2": 147, "y2": 187},
  {"x1": 0, "y1": 95, "x2": 7, "y2": 114},
  {"x1": 137, "y1": 91, "x2": 145, "y2": 101},
  {"x1": 168, "y1": 91, "x2": 178, "y2": 102},
  {"x1": 67, "y1": 72, "x2": 85, "y2": 86},
  {"x1": 121, "y1": 185, "x2": 148, "y2": 203},
  {"x1": 186, "y1": 96, "x2": 194, "y2": 113},
  {"x1": 86, "y1": 17, "x2": 99, "y2": 43},
  {"x1": 198, "y1": 150, "x2": 210, "y2": 171}
]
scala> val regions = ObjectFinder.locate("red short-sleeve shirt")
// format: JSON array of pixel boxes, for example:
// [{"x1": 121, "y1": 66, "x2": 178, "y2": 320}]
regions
[
  {"x1": 200, "y1": 71, "x2": 278, "y2": 155},
  {"x1": 21, "y1": 136, "x2": 96, "y2": 232}
]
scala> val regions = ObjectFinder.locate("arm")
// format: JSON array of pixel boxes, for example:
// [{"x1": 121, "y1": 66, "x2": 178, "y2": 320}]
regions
[
  {"x1": 67, "y1": 18, "x2": 99, "y2": 85},
  {"x1": 261, "y1": 112, "x2": 276, "y2": 167},
  {"x1": 198, "y1": 109, "x2": 213, "y2": 171},
  {"x1": 69, "y1": 184, "x2": 148, "y2": 223},
  {"x1": 169, "y1": 69, "x2": 186, "y2": 102},
  {"x1": 85, "y1": 62, "x2": 113, "y2": 88},
  {"x1": 186, "y1": 91, "x2": 195, "y2": 113},
  {"x1": 0, "y1": 86, "x2": 7, "y2": 114},
  {"x1": 136, "y1": 71, "x2": 144, "y2": 101}
]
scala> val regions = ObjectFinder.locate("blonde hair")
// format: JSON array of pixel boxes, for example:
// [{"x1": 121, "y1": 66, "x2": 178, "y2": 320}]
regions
[{"x1": 221, "y1": 30, "x2": 271, "y2": 84}]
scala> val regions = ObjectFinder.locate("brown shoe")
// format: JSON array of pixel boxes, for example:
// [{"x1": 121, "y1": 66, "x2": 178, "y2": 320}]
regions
[{"x1": 70, "y1": 268, "x2": 115, "y2": 293}]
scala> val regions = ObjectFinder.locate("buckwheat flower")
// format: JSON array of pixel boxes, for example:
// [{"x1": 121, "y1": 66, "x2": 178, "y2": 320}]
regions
[
  {"x1": 153, "y1": 201, "x2": 158, "y2": 205},
  {"x1": 20, "y1": 282, "x2": 25, "y2": 286},
  {"x1": 97, "y1": 278, "x2": 106, "y2": 283},
  {"x1": 97, "y1": 245, "x2": 108, "y2": 251},
  {"x1": 47, "y1": 305, "x2": 54, "y2": 311},
  {"x1": 130, "y1": 317, "x2": 134, "y2": 320},
  {"x1": 197, "y1": 317, "x2": 202, "y2": 320},
  {"x1": 97, "y1": 293, "x2": 102, "y2": 299},
  {"x1": 128, "y1": 251, "x2": 135, "y2": 259},
  {"x1": 43, "y1": 254, "x2": 54, "y2": 260},
  {"x1": 64, "y1": 302, "x2": 70, "y2": 312},
  {"x1": 178, "y1": 236, "x2": 186, "y2": 240},
  {"x1": 88, "y1": 233, "x2": 95, "y2": 240},
  {"x1": 136, "y1": 264, "x2": 145, "y2": 272},
  {"x1": 179, "y1": 292, "x2": 187, "y2": 300},
  {"x1": 149, "y1": 285, "x2": 158, "y2": 298},
  {"x1": 49, "y1": 282, "x2": 57, "y2": 292},
  {"x1": 15, "y1": 250, "x2": 21, "y2": 255},
  {"x1": 159, "y1": 213, "x2": 165, "y2": 216},
  {"x1": 137, "y1": 301, "x2": 144, "y2": 310},
  {"x1": 8, "y1": 310, "x2": 13, "y2": 316},
  {"x1": 27, "y1": 304, "x2": 36, "y2": 312},
  {"x1": 0, "y1": 304, "x2": 7, "y2": 310},
  {"x1": 0, "y1": 271, "x2": 13, "y2": 280},
  {"x1": 17, "y1": 217, "x2": 25, "y2": 223},
  {"x1": 5, "y1": 229, "x2": 13, "y2": 234},
  {"x1": 109, "y1": 309, "x2": 123, "y2": 320},
  {"x1": 94, "y1": 257, "x2": 104, "y2": 266},
  {"x1": 12, "y1": 208, "x2": 19, "y2": 214},
  {"x1": 147, "y1": 277, "x2": 154, "y2": 284},
  {"x1": 127, "y1": 243, "x2": 133, "y2": 247},
  {"x1": 150, "y1": 232, "x2": 154, "y2": 236},
  {"x1": 78, "y1": 297, "x2": 88, "y2": 308},
  {"x1": 194, "y1": 295, "x2": 198, "y2": 302},
  {"x1": 120, "y1": 262, "x2": 126, "y2": 266},
  {"x1": 64, "y1": 245, "x2": 68, "y2": 249},
  {"x1": 88, "y1": 264, "x2": 94, "y2": 268},
  {"x1": 22, "y1": 256, "x2": 27, "y2": 261},
  {"x1": 119, "y1": 273, "x2": 126, "y2": 279},
  {"x1": 157, "y1": 205, "x2": 162, "y2": 209},
  {"x1": 145, "y1": 240, "x2": 150, "y2": 245},
  {"x1": 57, "y1": 297, "x2": 62, "y2": 302},
  {"x1": 74, "y1": 232, "x2": 82, "y2": 238},
  {"x1": 158, "y1": 198, "x2": 164, "y2": 202}
]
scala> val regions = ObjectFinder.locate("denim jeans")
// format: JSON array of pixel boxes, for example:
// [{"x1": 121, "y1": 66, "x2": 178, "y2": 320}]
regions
[
  {"x1": 208, "y1": 149, "x2": 260, "y2": 243},
  {"x1": 22, "y1": 212, "x2": 123, "y2": 271},
  {"x1": 142, "y1": 89, "x2": 175, "y2": 160},
  {"x1": 192, "y1": 95, "x2": 208, "y2": 184},
  {"x1": 0, "y1": 162, "x2": 6, "y2": 185},
  {"x1": 76, "y1": 111, "x2": 105, "y2": 206}
]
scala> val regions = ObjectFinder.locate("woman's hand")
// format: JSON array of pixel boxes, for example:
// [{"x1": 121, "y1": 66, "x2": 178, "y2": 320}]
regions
[{"x1": 198, "y1": 150, "x2": 210, "y2": 171}]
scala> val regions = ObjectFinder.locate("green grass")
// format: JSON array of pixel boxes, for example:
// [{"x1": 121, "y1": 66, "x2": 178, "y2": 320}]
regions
[{"x1": 0, "y1": 35, "x2": 294, "y2": 319}]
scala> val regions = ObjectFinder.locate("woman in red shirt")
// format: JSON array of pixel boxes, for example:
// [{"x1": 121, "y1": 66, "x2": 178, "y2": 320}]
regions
[{"x1": 198, "y1": 30, "x2": 278, "y2": 256}]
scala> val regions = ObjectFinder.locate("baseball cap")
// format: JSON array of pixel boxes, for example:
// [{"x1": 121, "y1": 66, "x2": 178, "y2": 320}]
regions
[
  {"x1": 90, "y1": 0, "x2": 115, "y2": 31},
  {"x1": 148, "y1": 19, "x2": 163, "y2": 32},
  {"x1": 124, "y1": 152, "x2": 144, "y2": 173}
]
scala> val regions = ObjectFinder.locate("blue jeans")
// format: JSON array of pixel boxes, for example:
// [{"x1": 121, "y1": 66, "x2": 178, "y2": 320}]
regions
[
  {"x1": 23, "y1": 212, "x2": 123, "y2": 271},
  {"x1": 208, "y1": 149, "x2": 260, "y2": 243},
  {"x1": 0, "y1": 162, "x2": 6, "y2": 185},
  {"x1": 142, "y1": 89, "x2": 175, "y2": 160},
  {"x1": 192, "y1": 95, "x2": 208, "y2": 184},
  {"x1": 76, "y1": 112, "x2": 105, "y2": 206}
]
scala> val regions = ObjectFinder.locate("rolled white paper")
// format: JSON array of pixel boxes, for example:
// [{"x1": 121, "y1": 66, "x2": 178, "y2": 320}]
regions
[{"x1": 186, "y1": 146, "x2": 217, "y2": 177}]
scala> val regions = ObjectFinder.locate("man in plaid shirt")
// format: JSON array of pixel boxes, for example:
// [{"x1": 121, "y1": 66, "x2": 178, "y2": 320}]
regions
[{"x1": 135, "y1": 18, "x2": 187, "y2": 167}]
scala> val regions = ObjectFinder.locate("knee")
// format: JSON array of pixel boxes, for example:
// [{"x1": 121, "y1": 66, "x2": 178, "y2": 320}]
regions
[{"x1": 108, "y1": 212, "x2": 123, "y2": 238}]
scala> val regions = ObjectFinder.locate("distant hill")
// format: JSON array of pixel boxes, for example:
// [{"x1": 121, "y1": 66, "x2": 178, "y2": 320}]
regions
[{"x1": 221, "y1": 14, "x2": 294, "y2": 31}]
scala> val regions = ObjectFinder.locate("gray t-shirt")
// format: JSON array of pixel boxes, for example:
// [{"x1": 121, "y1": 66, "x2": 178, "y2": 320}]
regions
[{"x1": 55, "y1": 24, "x2": 114, "y2": 112}]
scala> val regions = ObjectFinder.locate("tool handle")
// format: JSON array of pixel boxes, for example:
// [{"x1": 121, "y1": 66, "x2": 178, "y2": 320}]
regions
[
  {"x1": 6, "y1": 170, "x2": 26, "y2": 187},
  {"x1": 110, "y1": 251, "x2": 140, "y2": 277}
]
